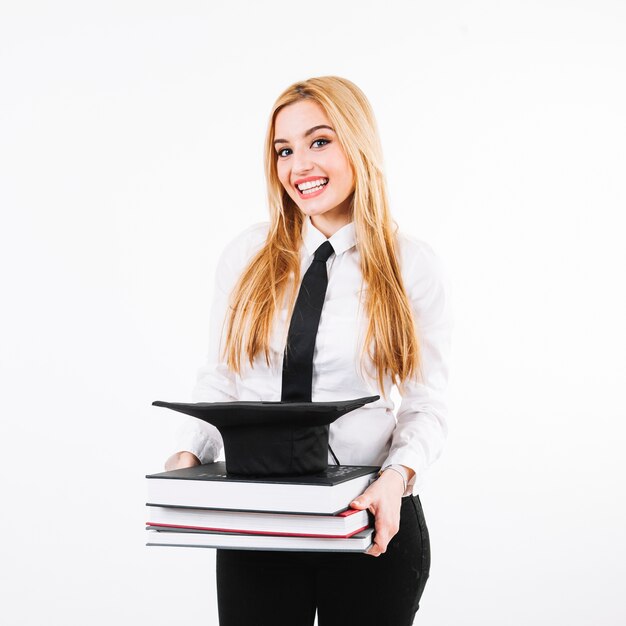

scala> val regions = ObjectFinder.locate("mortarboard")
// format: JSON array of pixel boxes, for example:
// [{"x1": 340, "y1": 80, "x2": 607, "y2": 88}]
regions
[{"x1": 152, "y1": 396, "x2": 380, "y2": 476}]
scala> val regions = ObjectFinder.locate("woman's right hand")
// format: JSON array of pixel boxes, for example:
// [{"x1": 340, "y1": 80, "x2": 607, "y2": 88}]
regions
[{"x1": 164, "y1": 451, "x2": 201, "y2": 471}]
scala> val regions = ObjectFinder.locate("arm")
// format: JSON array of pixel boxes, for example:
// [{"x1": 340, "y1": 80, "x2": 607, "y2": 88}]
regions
[
  {"x1": 166, "y1": 251, "x2": 237, "y2": 469},
  {"x1": 165, "y1": 224, "x2": 269, "y2": 469},
  {"x1": 350, "y1": 240, "x2": 453, "y2": 555},
  {"x1": 383, "y1": 240, "x2": 452, "y2": 494}
]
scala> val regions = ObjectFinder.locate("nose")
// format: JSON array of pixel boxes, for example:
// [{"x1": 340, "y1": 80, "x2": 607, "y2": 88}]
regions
[{"x1": 291, "y1": 148, "x2": 314, "y2": 176}]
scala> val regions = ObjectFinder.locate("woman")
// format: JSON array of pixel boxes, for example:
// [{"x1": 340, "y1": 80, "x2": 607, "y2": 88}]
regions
[{"x1": 165, "y1": 76, "x2": 452, "y2": 625}]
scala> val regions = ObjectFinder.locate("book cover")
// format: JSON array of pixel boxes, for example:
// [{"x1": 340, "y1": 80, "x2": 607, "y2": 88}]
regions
[
  {"x1": 146, "y1": 462, "x2": 379, "y2": 486},
  {"x1": 146, "y1": 463, "x2": 379, "y2": 515}
]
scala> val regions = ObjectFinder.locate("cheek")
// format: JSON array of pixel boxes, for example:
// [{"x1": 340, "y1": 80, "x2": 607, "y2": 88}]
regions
[
  {"x1": 276, "y1": 164, "x2": 291, "y2": 190},
  {"x1": 335, "y1": 167, "x2": 354, "y2": 192},
  {"x1": 330, "y1": 152, "x2": 353, "y2": 189},
  {"x1": 276, "y1": 159, "x2": 289, "y2": 183}
]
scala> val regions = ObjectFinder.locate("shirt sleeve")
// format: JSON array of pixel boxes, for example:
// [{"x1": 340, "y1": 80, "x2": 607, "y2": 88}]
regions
[
  {"x1": 381, "y1": 239, "x2": 453, "y2": 495},
  {"x1": 174, "y1": 223, "x2": 268, "y2": 463}
]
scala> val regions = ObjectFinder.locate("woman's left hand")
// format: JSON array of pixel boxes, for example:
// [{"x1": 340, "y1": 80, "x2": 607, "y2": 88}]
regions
[{"x1": 349, "y1": 469, "x2": 406, "y2": 557}]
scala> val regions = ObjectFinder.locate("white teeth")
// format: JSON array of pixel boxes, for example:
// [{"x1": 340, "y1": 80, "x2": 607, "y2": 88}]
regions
[
  {"x1": 296, "y1": 178, "x2": 328, "y2": 191},
  {"x1": 302, "y1": 185, "x2": 325, "y2": 195}
]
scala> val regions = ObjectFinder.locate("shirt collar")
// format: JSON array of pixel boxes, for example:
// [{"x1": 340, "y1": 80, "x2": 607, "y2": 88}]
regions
[{"x1": 302, "y1": 216, "x2": 357, "y2": 258}]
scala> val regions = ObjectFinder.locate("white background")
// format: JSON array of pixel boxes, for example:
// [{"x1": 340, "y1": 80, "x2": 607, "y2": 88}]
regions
[{"x1": 2, "y1": 1, "x2": 625, "y2": 624}]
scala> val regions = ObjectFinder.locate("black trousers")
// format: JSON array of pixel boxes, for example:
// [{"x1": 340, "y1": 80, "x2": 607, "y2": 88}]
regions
[{"x1": 216, "y1": 495, "x2": 430, "y2": 626}]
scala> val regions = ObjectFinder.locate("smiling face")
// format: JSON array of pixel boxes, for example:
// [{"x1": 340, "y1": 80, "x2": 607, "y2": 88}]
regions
[{"x1": 274, "y1": 99, "x2": 355, "y2": 235}]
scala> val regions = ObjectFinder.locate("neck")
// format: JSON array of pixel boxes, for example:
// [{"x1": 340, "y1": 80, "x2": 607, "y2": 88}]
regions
[{"x1": 309, "y1": 208, "x2": 352, "y2": 238}]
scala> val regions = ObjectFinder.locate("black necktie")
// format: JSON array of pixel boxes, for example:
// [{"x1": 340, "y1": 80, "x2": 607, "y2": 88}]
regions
[{"x1": 281, "y1": 240, "x2": 335, "y2": 403}]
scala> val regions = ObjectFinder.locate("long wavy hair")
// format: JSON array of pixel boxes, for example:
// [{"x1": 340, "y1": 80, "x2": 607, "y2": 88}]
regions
[{"x1": 222, "y1": 76, "x2": 420, "y2": 393}]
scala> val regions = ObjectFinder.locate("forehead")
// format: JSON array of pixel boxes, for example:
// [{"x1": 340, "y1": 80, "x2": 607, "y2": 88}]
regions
[{"x1": 274, "y1": 100, "x2": 331, "y2": 137}]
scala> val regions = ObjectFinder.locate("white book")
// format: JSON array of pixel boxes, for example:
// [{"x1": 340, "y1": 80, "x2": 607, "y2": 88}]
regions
[
  {"x1": 146, "y1": 527, "x2": 374, "y2": 552},
  {"x1": 146, "y1": 462, "x2": 379, "y2": 515}
]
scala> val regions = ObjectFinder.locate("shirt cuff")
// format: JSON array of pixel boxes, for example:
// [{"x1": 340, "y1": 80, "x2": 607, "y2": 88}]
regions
[{"x1": 175, "y1": 417, "x2": 223, "y2": 464}]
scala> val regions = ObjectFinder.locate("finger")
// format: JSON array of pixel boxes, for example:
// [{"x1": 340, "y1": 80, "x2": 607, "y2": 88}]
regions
[
  {"x1": 366, "y1": 531, "x2": 390, "y2": 557},
  {"x1": 372, "y1": 520, "x2": 399, "y2": 554},
  {"x1": 372, "y1": 534, "x2": 389, "y2": 554},
  {"x1": 365, "y1": 528, "x2": 388, "y2": 557},
  {"x1": 365, "y1": 542, "x2": 382, "y2": 557},
  {"x1": 350, "y1": 495, "x2": 371, "y2": 510}
]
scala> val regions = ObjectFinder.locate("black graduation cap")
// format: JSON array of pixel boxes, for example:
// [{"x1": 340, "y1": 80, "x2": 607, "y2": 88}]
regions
[{"x1": 152, "y1": 396, "x2": 380, "y2": 476}]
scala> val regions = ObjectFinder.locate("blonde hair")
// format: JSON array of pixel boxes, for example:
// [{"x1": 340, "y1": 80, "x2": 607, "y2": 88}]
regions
[{"x1": 222, "y1": 76, "x2": 419, "y2": 394}]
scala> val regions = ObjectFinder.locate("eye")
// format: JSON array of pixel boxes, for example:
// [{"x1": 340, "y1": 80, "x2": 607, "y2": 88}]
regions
[
  {"x1": 276, "y1": 147, "x2": 291, "y2": 158},
  {"x1": 312, "y1": 138, "x2": 330, "y2": 148}
]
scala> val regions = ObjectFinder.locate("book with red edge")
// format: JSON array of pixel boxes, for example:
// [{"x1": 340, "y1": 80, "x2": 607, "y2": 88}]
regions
[{"x1": 146, "y1": 505, "x2": 371, "y2": 538}]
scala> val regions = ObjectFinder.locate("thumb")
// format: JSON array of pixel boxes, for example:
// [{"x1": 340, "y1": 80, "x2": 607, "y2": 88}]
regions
[{"x1": 350, "y1": 494, "x2": 371, "y2": 510}]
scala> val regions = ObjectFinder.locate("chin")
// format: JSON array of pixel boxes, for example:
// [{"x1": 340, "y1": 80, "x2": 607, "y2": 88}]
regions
[{"x1": 300, "y1": 204, "x2": 333, "y2": 217}]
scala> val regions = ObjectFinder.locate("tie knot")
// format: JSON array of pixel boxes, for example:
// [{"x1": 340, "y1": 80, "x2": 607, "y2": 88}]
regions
[{"x1": 313, "y1": 240, "x2": 334, "y2": 263}]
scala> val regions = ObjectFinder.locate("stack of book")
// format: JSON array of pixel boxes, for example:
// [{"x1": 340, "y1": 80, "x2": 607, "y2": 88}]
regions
[{"x1": 145, "y1": 462, "x2": 379, "y2": 552}]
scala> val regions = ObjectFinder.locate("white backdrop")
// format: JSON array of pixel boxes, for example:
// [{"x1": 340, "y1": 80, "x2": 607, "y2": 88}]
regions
[{"x1": 2, "y1": 1, "x2": 625, "y2": 624}]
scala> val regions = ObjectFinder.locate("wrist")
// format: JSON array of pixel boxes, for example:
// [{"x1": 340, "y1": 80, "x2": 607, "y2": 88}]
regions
[
  {"x1": 378, "y1": 465, "x2": 408, "y2": 494},
  {"x1": 180, "y1": 451, "x2": 199, "y2": 459},
  {"x1": 166, "y1": 451, "x2": 200, "y2": 470}
]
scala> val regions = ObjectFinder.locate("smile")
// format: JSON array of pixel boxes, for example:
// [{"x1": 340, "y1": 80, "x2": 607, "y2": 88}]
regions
[{"x1": 295, "y1": 177, "x2": 329, "y2": 197}]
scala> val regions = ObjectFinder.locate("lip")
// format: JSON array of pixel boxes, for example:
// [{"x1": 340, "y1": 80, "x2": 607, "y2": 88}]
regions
[{"x1": 293, "y1": 175, "x2": 328, "y2": 186}]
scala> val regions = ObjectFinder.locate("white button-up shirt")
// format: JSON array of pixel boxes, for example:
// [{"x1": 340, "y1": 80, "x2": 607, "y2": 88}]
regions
[{"x1": 176, "y1": 217, "x2": 453, "y2": 495}]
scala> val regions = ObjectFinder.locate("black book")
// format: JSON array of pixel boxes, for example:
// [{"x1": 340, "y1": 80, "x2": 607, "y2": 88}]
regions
[{"x1": 146, "y1": 462, "x2": 379, "y2": 515}]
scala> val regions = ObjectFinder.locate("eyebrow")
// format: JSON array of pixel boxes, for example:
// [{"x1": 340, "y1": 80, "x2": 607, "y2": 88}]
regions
[{"x1": 273, "y1": 125, "x2": 335, "y2": 146}]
